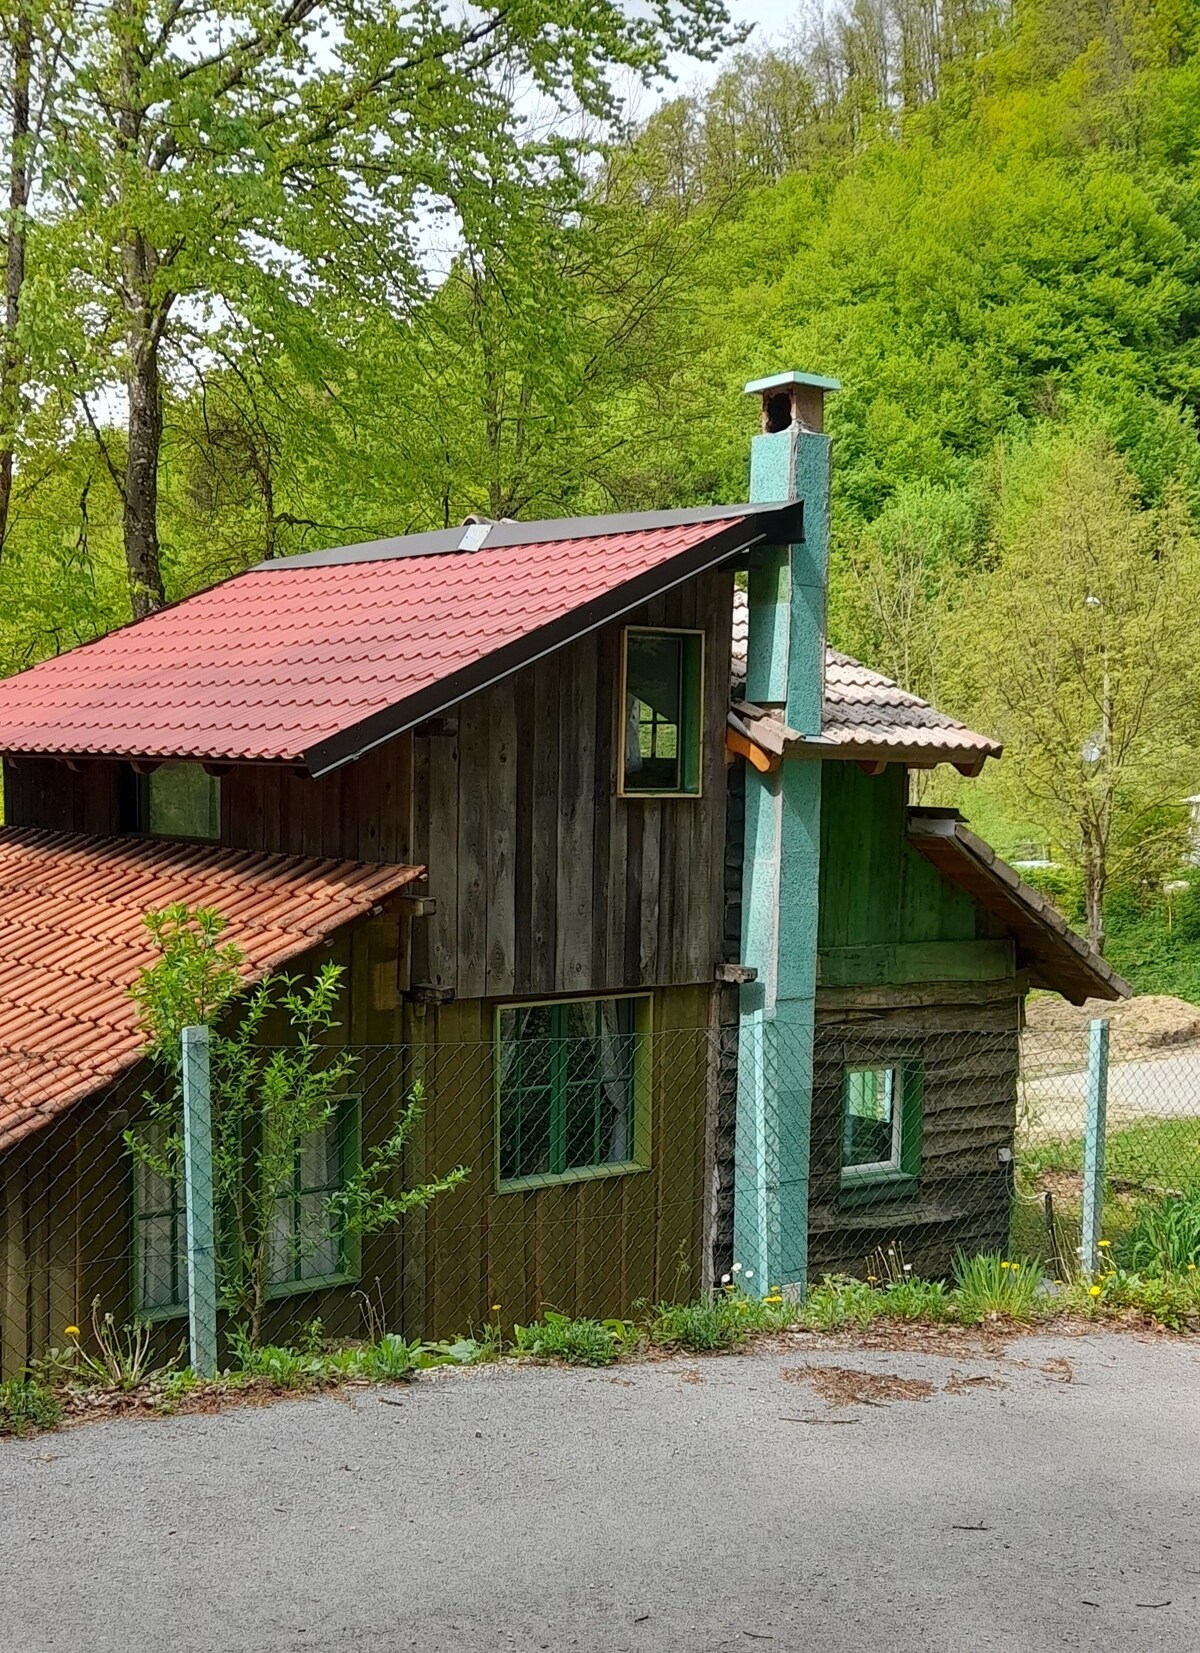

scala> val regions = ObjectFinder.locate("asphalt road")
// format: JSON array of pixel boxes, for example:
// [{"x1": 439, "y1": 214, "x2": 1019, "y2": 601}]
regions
[{"x1": 3, "y1": 1329, "x2": 1198, "y2": 1653}]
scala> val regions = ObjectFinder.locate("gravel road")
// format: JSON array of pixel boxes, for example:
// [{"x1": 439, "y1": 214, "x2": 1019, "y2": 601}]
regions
[{"x1": 3, "y1": 1329, "x2": 1198, "y2": 1652}]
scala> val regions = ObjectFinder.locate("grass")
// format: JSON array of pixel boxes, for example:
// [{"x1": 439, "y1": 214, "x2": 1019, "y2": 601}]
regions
[
  {"x1": 951, "y1": 1251, "x2": 1043, "y2": 1324},
  {"x1": 647, "y1": 1287, "x2": 797, "y2": 1351},
  {"x1": 0, "y1": 1377, "x2": 62, "y2": 1437},
  {"x1": 1020, "y1": 1119, "x2": 1200, "y2": 1193},
  {"x1": 512, "y1": 1310, "x2": 634, "y2": 1366},
  {"x1": 10, "y1": 1246, "x2": 1200, "y2": 1442}
]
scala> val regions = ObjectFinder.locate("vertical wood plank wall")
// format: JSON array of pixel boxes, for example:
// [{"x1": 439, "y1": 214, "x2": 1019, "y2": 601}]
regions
[{"x1": 3, "y1": 572, "x2": 733, "y2": 1005}]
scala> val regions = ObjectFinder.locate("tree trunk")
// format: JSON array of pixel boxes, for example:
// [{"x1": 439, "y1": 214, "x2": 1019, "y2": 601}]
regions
[
  {"x1": 1083, "y1": 849, "x2": 1106, "y2": 957},
  {"x1": 0, "y1": 6, "x2": 33, "y2": 556},
  {"x1": 123, "y1": 306, "x2": 166, "y2": 616}
]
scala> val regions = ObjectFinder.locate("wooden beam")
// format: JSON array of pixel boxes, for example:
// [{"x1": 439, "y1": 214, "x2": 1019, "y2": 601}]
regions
[{"x1": 725, "y1": 727, "x2": 778, "y2": 773}]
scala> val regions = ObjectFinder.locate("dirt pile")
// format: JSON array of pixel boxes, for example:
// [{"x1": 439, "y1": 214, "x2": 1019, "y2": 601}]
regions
[{"x1": 1025, "y1": 993, "x2": 1200, "y2": 1056}]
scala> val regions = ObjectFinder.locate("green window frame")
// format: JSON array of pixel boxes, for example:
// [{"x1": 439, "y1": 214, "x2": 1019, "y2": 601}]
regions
[
  {"x1": 495, "y1": 996, "x2": 652, "y2": 1192},
  {"x1": 131, "y1": 1098, "x2": 362, "y2": 1316},
  {"x1": 267, "y1": 1096, "x2": 362, "y2": 1297},
  {"x1": 132, "y1": 1120, "x2": 187, "y2": 1320},
  {"x1": 143, "y1": 762, "x2": 221, "y2": 841},
  {"x1": 839, "y1": 1061, "x2": 922, "y2": 1205},
  {"x1": 619, "y1": 626, "x2": 704, "y2": 798}
]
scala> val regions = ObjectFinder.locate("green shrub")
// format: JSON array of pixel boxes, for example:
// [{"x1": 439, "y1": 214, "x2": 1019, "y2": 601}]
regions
[
  {"x1": 513, "y1": 1311, "x2": 632, "y2": 1366},
  {"x1": 801, "y1": 1275, "x2": 880, "y2": 1332},
  {"x1": 0, "y1": 1378, "x2": 62, "y2": 1438},
  {"x1": 951, "y1": 1251, "x2": 1042, "y2": 1323},
  {"x1": 880, "y1": 1277, "x2": 954, "y2": 1321},
  {"x1": 351, "y1": 1333, "x2": 425, "y2": 1381},
  {"x1": 1123, "y1": 1188, "x2": 1200, "y2": 1276}
]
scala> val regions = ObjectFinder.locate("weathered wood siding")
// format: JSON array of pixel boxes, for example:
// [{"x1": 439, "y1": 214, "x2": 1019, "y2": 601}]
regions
[
  {"x1": 410, "y1": 575, "x2": 732, "y2": 999},
  {"x1": 0, "y1": 917, "x2": 408, "y2": 1378},
  {"x1": 808, "y1": 982, "x2": 1020, "y2": 1279},
  {"x1": 410, "y1": 984, "x2": 712, "y2": 1340},
  {"x1": 810, "y1": 764, "x2": 1022, "y2": 1278},
  {"x1": 3, "y1": 572, "x2": 733, "y2": 1005}
]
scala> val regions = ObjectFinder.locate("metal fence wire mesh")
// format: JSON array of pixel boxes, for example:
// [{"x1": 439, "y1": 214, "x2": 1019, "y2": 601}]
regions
[{"x1": 3, "y1": 1012, "x2": 1200, "y2": 1374}]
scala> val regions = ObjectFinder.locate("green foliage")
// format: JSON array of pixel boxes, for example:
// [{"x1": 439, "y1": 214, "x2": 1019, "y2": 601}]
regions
[
  {"x1": 879, "y1": 1277, "x2": 954, "y2": 1322},
  {"x1": 68, "y1": 1299, "x2": 161, "y2": 1392},
  {"x1": 0, "y1": 1378, "x2": 62, "y2": 1438},
  {"x1": 801, "y1": 1276, "x2": 881, "y2": 1331},
  {"x1": 130, "y1": 904, "x2": 467, "y2": 1347},
  {"x1": 512, "y1": 1310, "x2": 634, "y2": 1367},
  {"x1": 647, "y1": 1286, "x2": 795, "y2": 1351},
  {"x1": 951, "y1": 1251, "x2": 1043, "y2": 1323},
  {"x1": 1123, "y1": 1188, "x2": 1200, "y2": 1275}
]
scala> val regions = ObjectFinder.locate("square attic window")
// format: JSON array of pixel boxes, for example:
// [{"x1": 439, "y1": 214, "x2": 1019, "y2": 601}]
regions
[
  {"x1": 145, "y1": 762, "x2": 221, "y2": 841},
  {"x1": 620, "y1": 627, "x2": 703, "y2": 798}
]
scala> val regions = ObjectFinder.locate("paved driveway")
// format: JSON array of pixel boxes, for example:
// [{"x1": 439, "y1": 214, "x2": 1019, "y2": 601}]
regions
[{"x1": 3, "y1": 1329, "x2": 1198, "y2": 1652}]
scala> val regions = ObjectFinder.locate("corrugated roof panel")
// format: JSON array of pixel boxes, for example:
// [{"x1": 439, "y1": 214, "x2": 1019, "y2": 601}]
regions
[{"x1": 0, "y1": 828, "x2": 421, "y2": 1151}]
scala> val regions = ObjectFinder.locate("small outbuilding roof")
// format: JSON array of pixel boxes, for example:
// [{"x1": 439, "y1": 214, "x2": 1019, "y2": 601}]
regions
[
  {"x1": 907, "y1": 809, "x2": 1130, "y2": 1005},
  {"x1": 0, "y1": 503, "x2": 799, "y2": 778},
  {"x1": 731, "y1": 590, "x2": 1001, "y2": 771},
  {"x1": 0, "y1": 828, "x2": 422, "y2": 1151}
]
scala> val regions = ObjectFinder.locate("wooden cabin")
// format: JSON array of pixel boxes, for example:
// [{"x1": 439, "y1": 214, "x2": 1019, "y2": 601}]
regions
[{"x1": 0, "y1": 393, "x2": 1126, "y2": 1376}]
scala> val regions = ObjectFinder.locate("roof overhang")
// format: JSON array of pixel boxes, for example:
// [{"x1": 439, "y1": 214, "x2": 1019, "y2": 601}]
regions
[
  {"x1": 301, "y1": 503, "x2": 803, "y2": 776},
  {"x1": 907, "y1": 809, "x2": 1130, "y2": 1005}
]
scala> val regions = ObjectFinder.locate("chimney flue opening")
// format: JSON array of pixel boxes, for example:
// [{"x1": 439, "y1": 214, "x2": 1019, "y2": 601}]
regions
[{"x1": 763, "y1": 391, "x2": 793, "y2": 434}]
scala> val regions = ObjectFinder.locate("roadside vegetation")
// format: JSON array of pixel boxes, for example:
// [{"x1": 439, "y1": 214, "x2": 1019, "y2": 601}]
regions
[{"x1": 7, "y1": 1227, "x2": 1200, "y2": 1439}]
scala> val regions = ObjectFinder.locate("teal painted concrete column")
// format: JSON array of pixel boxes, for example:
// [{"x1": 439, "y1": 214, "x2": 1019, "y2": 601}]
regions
[{"x1": 734, "y1": 371, "x2": 837, "y2": 1292}]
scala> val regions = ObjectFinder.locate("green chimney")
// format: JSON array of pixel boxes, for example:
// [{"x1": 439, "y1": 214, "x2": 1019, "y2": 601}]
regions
[{"x1": 735, "y1": 370, "x2": 838, "y2": 1292}]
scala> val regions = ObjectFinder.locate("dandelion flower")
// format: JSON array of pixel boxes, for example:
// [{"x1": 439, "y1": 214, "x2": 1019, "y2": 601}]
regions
[
  {"x1": 1089, "y1": 1285, "x2": 1101, "y2": 1298},
  {"x1": 1000, "y1": 1261, "x2": 1010, "y2": 1270},
  {"x1": 1189, "y1": 1263, "x2": 1197, "y2": 1272},
  {"x1": 64, "y1": 1325, "x2": 80, "y2": 1338},
  {"x1": 721, "y1": 1273, "x2": 731, "y2": 1285},
  {"x1": 732, "y1": 1262, "x2": 743, "y2": 1274},
  {"x1": 744, "y1": 1270, "x2": 754, "y2": 1281},
  {"x1": 491, "y1": 1304, "x2": 501, "y2": 1312},
  {"x1": 1098, "y1": 1240, "x2": 1111, "y2": 1249}
]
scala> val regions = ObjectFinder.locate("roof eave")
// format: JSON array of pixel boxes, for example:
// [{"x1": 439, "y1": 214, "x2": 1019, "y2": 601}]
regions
[{"x1": 301, "y1": 505, "x2": 802, "y2": 777}]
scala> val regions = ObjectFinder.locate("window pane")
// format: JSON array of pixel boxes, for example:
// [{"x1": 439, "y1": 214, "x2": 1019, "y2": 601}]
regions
[
  {"x1": 624, "y1": 631, "x2": 695, "y2": 794},
  {"x1": 138, "y1": 1216, "x2": 180, "y2": 1312},
  {"x1": 842, "y1": 1067, "x2": 898, "y2": 1170},
  {"x1": 147, "y1": 763, "x2": 220, "y2": 840},
  {"x1": 269, "y1": 1109, "x2": 351, "y2": 1287}
]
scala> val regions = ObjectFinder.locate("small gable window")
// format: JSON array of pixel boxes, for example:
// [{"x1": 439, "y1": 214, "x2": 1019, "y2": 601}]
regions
[
  {"x1": 840, "y1": 1062, "x2": 922, "y2": 1200},
  {"x1": 620, "y1": 627, "x2": 703, "y2": 798},
  {"x1": 144, "y1": 763, "x2": 220, "y2": 841}
]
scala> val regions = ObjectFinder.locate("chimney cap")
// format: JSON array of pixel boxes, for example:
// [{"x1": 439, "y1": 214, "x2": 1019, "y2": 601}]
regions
[{"x1": 744, "y1": 370, "x2": 841, "y2": 395}]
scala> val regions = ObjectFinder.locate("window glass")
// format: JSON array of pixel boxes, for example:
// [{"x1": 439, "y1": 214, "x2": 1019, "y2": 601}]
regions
[
  {"x1": 268, "y1": 1100, "x2": 357, "y2": 1291},
  {"x1": 147, "y1": 763, "x2": 220, "y2": 840},
  {"x1": 133, "y1": 1120, "x2": 186, "y2": 1317},
  {"x1": 622, "y1": 629, "x2": 702, "y2": 796},
  {"x1": 841, "y1": 1066, "x2": 899, "y2": 1174},
  {"x1": 498, "y1": 998, "x2": 646, "y2": 1186}
]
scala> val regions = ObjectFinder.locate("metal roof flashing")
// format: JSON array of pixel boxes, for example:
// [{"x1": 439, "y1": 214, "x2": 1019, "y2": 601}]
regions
[{"x1": 255, "y1": 500, "x2": 799, "y2": 572}]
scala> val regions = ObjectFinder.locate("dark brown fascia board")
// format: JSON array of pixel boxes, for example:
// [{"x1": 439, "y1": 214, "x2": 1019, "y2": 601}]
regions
[
  {"x1": 302, "y1": 504, "x2": 804, "y2": 777},
  {"x1": 258, "y1": 500, "x2": 792, "y2": 571}
]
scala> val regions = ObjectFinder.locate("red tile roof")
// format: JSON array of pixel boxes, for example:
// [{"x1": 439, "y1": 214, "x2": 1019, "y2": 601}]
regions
[
  {"x1": 0, "y1": 828, "x2": 421, "y2": 1151},
  {"x1": 0, "y1": 508, "x2": 784, "y2": 776},
  {"x1": 732, "y1": 590, "x2": 1001, "y2": 767}
]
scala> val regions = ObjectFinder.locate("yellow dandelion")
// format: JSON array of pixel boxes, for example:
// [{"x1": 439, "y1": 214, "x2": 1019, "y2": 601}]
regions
[
  {"x1": 1089, "y1": 1285, "x2": 1101, "y2": 1298},
  {"x1": 1000, "y1": 1261, "x2": 1010, "y2": 1270},
  {"x1": 1098, "y1": 1240, "x2": 1111, "y2": 1249},
  {"x1": 64, "y1": 1324, "x2": 80, "y2": 1338},
  {"x1": 491, "y1": 1303, "x2": 501, "y2": 1311}
]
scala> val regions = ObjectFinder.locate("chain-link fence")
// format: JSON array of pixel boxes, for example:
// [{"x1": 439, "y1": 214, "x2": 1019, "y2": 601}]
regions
[{"x1": 4, "y1": 1011, "x2": 1200, "y2": 1376}]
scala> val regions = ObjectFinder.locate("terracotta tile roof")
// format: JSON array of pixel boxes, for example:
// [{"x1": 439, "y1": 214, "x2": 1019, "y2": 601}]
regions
[
  {"x1": 907, "y1": 810, "x2": 1130, "y2": 1005},
  {"x1": 731, "y1": 589, "x2": 1001, "y2": 766},
  {"x1": 0, "y1": 828, "x2": 422, "y2": 1151},
  {"x1": 0, "y1": 505, "x2": 794, "y2": 777}
]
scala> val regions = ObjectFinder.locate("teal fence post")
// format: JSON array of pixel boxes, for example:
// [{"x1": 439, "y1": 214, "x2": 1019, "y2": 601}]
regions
[
  {"x1": 181, "y1": 1024, "x2": 219, "y2": 1377},
  {"x1": 1080, "y1": 1017, "x2": 1110, "y2": 1281}
]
